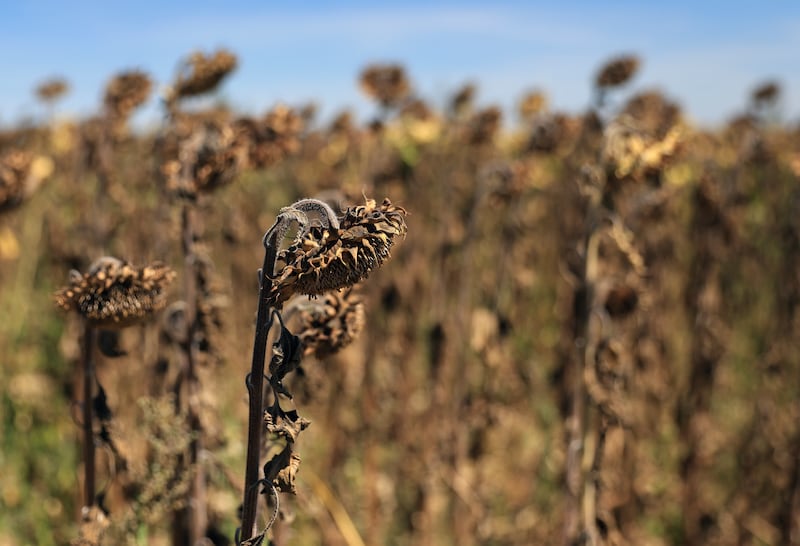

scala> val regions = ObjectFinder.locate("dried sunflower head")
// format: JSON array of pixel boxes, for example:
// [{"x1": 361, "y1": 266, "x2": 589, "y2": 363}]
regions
[
  {"x1": 55, "y1": 257, "x2": 176, "y2": 328},
  {"x1": 267, "y1": 197, "x2": 407, "y2": 307},
  {"x1": 358, "y1": 64, "x2": 411, "y2": 108},
  {"x1": 518, "y1": 90, "x2": 549, "y2": 121},
  {"x1": 0, "y1": 149, "x2": 54, "y2": 213},
  {"x1": 595, "y1": 55, "x2": 640, "y2": 89},
  {"x1": 104, "y1": 70, "x2": 152, "y2": 120},
  {"x1": 169, "y1": 49, "x2": 238, "y2": 101},
  {"x1": 160, "y1": 118, "x2": 247, "y2": 199},
  {"x1": 35, "y1": 78, "x2": 69, "y2": 103},
  {"x1": 527, "y1": 113, "x2": 579, "y2": 154},
  {"x1": 622, "y1": 90, "x2": 682, "y2": 137},
  {"x1": 449, "y1": 83, "x2": 476, "y2": 118},
  {"x1": 465, "y1": 107, "x2": 503, "y2": 145},
  {"x1": 234, "y1": 104, "x2": 304, "y2": 169},
  {"x1": 294, "y1": 288, "x2": 365, "y2": 359},
  {"x1": 751, "y1": 81, "x2": 781, "y2": 105}
]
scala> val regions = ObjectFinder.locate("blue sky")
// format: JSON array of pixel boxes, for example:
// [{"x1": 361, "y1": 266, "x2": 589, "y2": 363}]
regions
[{"x1": 1, "y1": 1, "x2": 798, "y2": 128}]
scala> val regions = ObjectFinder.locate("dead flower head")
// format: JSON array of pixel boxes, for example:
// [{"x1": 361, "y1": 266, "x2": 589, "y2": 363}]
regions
[
  {"x1": 55, "y1": 256, "x2": 176, "y2": 328},
  {"x1": 169, "y1": 49, "x2": 238, "y2": 101},
  {"x1": 294, "y1": 288, "x2": 365, "y2": 359},
  {"x1": 518, "y1": 90, "x2": 549, "y2": 121},
  {"x1": 449, "y1": 83, "x2": 476, "y2": 118},
  {"x1": 595, "y1": 55, "x2": 640, "y2": 89},
  {"x1": 358, "y1": 63, "x2": 411, "y2": 108},
  {"x1": 622, "y1": 90, "x2": 682, "y2": 137},
  {"x1": 104, "y1": 70, "x2": 152, "y2": 120},
  {"x1": 35, "y1": 78, "x2": 69, "y2": 103},
  {"x1": 160, "y1": 118, "x2": 247, "y2": 199},
  {"x1": 267, "y1": 197, "x2": 408, "y2": 307},
  {"x1": 466, "y1": 107, "x2": 503, "y2": 145},
  {"x1": 0, "y1": 149, "x2": 54, "y2": 213},
  {"x1": 751, "y1": 81, "x2": 781, "y2": 106},
  {"x1": 234, "y1": 104, "x2": 304, "y2": 169}
]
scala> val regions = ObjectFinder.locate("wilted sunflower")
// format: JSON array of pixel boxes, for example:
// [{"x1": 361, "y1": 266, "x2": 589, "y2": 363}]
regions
[
  {"x1": 234, "y1": 104, "x2": 304, "y2": 169},
  {"x1": 527, "y1": 113, "x2": 579, "y2": 154},
  {"x1": 449, "y1": 83, "x2": 476, "y2": 118},
  {"x1": 358, "y1": 64, "x2": 411, "y2": 108},
  {"x1": 169, "y1": 49, "x2": 238, "y2": 100},
  {"x1": 267, "y1": 197, "x2": 408, "y2": 307},
  {"x1": 160, "y1": 118, "x2": 247, "y2": 198},
  {"x1": 55, "y1": 257, "x2": 176, "y2": 328},
  {"x1": 294, "y1": 288, "x2": 365, "y2": 359},
  {"x1": 466, "y1": 107, "x2": 503, "y2": 145},
  {"x1": 622, "y1": 90, "x2": 682, "y2": 137},
  {"x1": 518, "y1": 90, "x2": 549, "y2": 121},
  {"x1": 35, "y1": 77, "x2": 69, "y2": 103},
  {"x1": 0, "y1": 149, "x2": 54, "y2": 213},
  {"x1": 751, "y1": 81, "x2": 780, "y2": 104},
  {"x1": 104, "y1": 70, "x2": 152, "y2": 120},
  {"x1": 595, "y1": 55, "x2": 640, "y2": 89}
]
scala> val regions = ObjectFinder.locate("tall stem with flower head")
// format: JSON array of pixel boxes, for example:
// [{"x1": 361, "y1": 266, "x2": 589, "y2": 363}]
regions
[
  {"x1": 239, "y1": 232, "x2": 279, "y2": 541},
  {"x1": 238, "y1": 197, "x2": 406, "y2": 543},
  {"x1": 55, "y1": 257, "x2": 175, "y2": 538}
]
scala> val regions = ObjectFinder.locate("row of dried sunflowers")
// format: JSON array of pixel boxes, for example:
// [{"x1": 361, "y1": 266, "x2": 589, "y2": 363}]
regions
[{"x1": 54, "y1": 197, "x2": 406, "y2": 353}]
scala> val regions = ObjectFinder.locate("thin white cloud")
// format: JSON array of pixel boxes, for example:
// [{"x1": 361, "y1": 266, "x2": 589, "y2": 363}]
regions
[{"x1": 124, "y1": 5, "x2": 606, "y2": 49}]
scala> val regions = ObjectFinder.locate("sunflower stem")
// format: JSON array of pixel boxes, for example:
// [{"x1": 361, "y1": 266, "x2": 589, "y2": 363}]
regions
[
  {"x1": 240, "y1": 232, "x2": 279, "y2": 541},
  {"x1": 81, "y1": 322, "x2": 97, "y2": 510}
]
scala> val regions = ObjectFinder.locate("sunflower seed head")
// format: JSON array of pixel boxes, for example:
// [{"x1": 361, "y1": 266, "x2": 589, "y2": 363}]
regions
[
  {"x1": 267, "y1": 197, "x2": 407, "y2": 307},
  {"x1": 54, "y1": 257, "x2": 176, "y2": 328}
]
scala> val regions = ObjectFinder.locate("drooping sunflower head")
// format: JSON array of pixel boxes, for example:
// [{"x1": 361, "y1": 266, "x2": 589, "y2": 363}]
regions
[
  {"x1": 294, "y1": 288, "x2": 366, "y2": 359},
  {"x1": 358, "y1": 64, "x2": 411, "y2": 108},
  {"x1": 168, "y1": 49, "x2": 238, "y2": 102},
  {"x1": 55, "y1": 257, "x2": 176, "y2": 328},
  {"x1": 35, "y1": 78, "x2": 69, "y2": 103},
  {"x1": 267, "y1": 197, "x2": 407, "y2": 307},
  {"x1": 595, "y1": 55, "x2": 640, "y2": 89},
  {"x1": 104, "y1": 70, "x2": 152, "y2": 121}
]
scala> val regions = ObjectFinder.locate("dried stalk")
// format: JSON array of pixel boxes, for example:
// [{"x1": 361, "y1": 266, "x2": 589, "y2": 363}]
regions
[
  {"x1": 178, "y1": 202, "x2": 207, "y2": 545},
  {"x1": 239, "y1": 231, "x2": 279, "y2": 540},
  {"x1": 82, "y1": 323, "x2": 97, "y2": 510}
]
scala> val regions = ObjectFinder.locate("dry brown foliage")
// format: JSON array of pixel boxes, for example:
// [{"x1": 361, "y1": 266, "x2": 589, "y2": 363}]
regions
[{"x1": 3, "y1": 50, "x2": 800, "y2": 546}]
